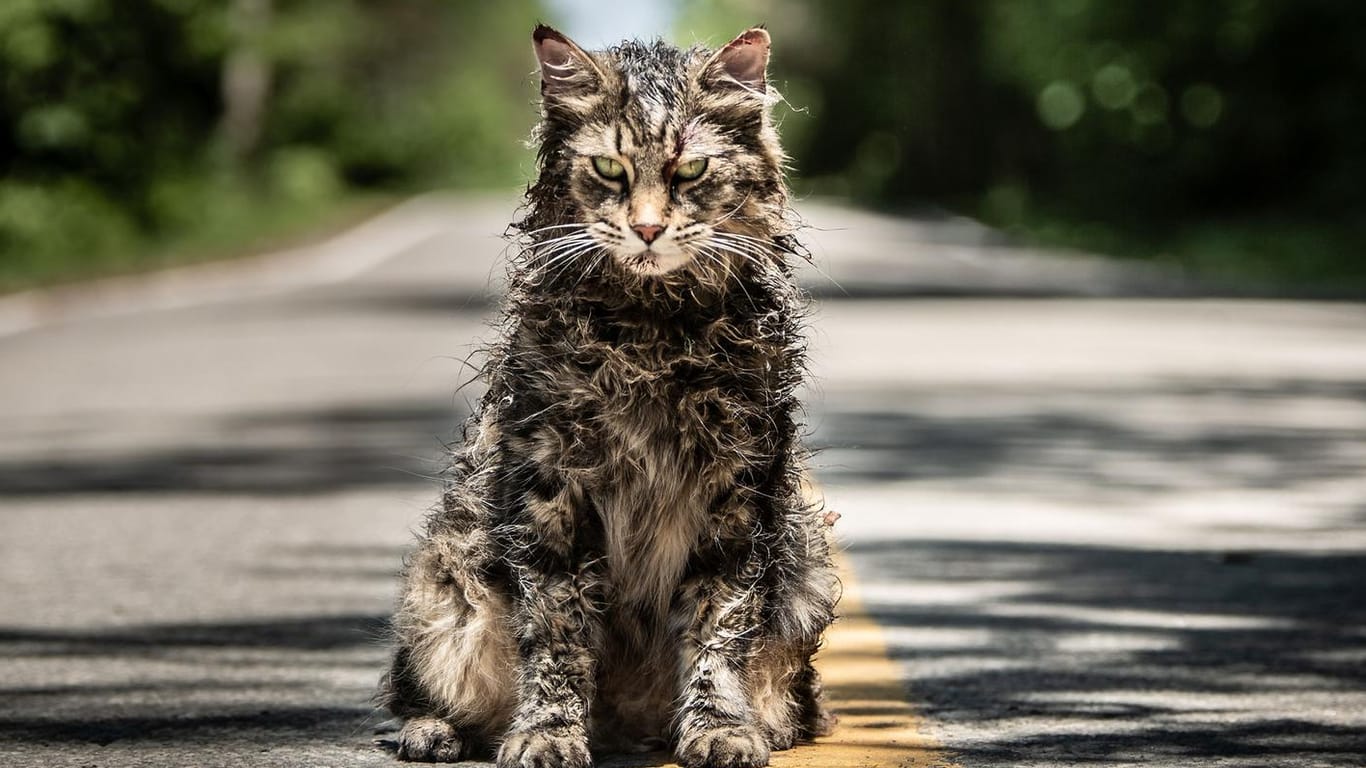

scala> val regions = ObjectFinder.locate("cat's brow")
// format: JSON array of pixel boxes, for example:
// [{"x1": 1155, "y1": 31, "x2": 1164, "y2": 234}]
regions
[{"x1": 675, "y1": 120, "x2": 706, "y2": 156}]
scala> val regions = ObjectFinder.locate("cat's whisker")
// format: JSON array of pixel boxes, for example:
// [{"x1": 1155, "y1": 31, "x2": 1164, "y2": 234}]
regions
[
  {"x1": 702, "y1": 239, "x2": 769, "y2": 267},
  {"x1": 711, "y1": 188, "x2": 755, "y2": 226},
  {"x1": 720, "y1": 230, "x2": 816, "y2": 269},
  {"x1": 520, "y1": 232, "x2": 594, "y2": 260},
  {"x1": 711, "y1": 232, "x2": 782, "y2": 257},
  {"x1": 528, "y1": 232, "x2": 596, "y2": 257},
  {"x1": 687, "y1": 245, "x2": 725, "y2": 286},
  {"x1": 524, "y1": 247, "x2": 594, "y2": 287},
  {"x1": 526, "y1": 250, "x2": 589, "y2": 282},
  {"x1": 695, "y1": 244, "x2": 759, "y2": 313},
  {"x1": 546, "y1": 243, "x2": 603, "y2": 284},
  {"x1": 521, "y1": 247, "x2": 586, "y2": 274},
  {"x1": 718, "y1": 231, "x2": 845, "y2": 292},
  {"x1": 712, "y1": 230, "x2": 770, "y2": 245},
  {"x1": 709, "y1": 236, "x2": 802, "y2": 283},
  {"x1": 522, "y1": 228, "x2": 592, "y2": 248},
  {"x1": 535, "y1": 240, "x2": 601, "y2": 283},
  {"x1": 521, "y1": 222, "x2": 592, "y2": 238},
  {"x1": 534, "y1": 235, "x2": 595, "y2": 259},
  {"x1": 573, "y1": 249, "x2": 610, "y2": 290}
]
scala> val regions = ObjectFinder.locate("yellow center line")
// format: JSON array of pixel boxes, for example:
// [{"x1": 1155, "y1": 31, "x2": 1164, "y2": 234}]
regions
[{"x1": 770, "y1": 550, "x2": 958, "y2": 768}]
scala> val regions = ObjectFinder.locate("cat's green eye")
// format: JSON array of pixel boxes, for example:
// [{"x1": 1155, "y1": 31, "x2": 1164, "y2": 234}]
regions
[
  {"x1": 592, "y1": 156, "x2": 626, "y2": 181},
  {"x1": 674, "y1": 157, "x2": 708, "y2": 182}
]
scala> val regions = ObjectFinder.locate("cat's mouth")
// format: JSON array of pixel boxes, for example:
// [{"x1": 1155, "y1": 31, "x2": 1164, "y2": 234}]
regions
[{"x1": 616, "y1": 246, "x2": 693, "y2": 277}]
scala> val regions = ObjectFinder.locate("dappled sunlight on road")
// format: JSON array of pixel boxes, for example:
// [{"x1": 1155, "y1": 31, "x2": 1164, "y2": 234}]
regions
[{"x1": 834, "y1": 540, "x2": 1366, "y2": 765}]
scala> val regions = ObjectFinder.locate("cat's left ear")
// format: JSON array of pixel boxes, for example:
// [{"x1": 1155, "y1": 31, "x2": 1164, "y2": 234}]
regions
[
  {"x1": 705, "y1": 27, "x2": 770, "y2": 92},
  {"x1": 533, "y1": 24, "x2": 603, "y2": 97}
]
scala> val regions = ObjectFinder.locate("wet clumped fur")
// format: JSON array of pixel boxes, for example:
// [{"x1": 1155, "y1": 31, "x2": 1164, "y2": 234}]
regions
[{"x1": 378, "y1": 25, "x2": 839, "y2": 768}]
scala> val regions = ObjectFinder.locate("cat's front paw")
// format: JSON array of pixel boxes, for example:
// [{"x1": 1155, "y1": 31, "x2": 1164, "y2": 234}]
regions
[
  {"x1": 395, "y1": 717, "x2": 471, "y2": 762},
  {"x1": 676, "y1": 725, "x2": 771, "y2": 768},
  {"x1": 497, "y1": 726, "x2": 591, "y2": 768}
]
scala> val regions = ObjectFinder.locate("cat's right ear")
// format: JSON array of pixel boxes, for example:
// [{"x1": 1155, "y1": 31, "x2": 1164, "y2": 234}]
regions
[{"x1": 533, "y1": 25, "x2": 603, "y2": 97}]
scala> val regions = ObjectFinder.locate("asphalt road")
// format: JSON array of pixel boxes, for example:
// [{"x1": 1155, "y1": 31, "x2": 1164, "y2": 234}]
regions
[{"x1": 1, "y1": 196, "x2": 1363, "y2": 767}]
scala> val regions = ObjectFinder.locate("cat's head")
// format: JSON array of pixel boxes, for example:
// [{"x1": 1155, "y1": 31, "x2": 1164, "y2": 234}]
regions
[{"x1": 522, "y1": 26, "x2": 790, "y2": 282}]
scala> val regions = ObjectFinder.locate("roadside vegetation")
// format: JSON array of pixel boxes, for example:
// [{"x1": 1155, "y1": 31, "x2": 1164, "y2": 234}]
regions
[
  {"x1": 0, "y1": 0, "x2": 540, "y2": 292},
  {"x1": 745, "y1": 0, "x2": 1366, "y2": 294},
  {"x1": 3, "y1": 0, "x2": 1361, "y2": 294}
]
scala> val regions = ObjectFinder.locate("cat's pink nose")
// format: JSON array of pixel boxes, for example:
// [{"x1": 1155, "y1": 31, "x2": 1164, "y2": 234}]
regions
[{"x1": 631, "y1": 223, "x2": 664, "y2": 244}]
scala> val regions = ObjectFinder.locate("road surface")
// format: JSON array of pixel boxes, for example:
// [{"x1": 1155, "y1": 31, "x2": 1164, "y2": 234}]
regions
[{"x1": 1, "y1": 196, "x2": 1363, "y2": 767}]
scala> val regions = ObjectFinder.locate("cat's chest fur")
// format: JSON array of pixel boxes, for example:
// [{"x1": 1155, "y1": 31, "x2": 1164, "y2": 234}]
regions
[
  {"x1": 594, "y1": 401, "x2": 713, "y2": 613},
  {"x1": 529, "y1": 307, "x2": 772, "y2": 611}
]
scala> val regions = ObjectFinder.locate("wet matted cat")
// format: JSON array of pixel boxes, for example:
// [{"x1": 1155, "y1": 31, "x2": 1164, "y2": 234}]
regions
[{"x1": 378, "y1": 25, "x2": 839, "y2": 768}]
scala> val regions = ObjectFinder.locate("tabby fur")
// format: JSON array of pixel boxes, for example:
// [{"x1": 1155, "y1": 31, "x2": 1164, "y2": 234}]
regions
[{"x1": 378, "y1": 25, "x2": 839, "y2": 768}]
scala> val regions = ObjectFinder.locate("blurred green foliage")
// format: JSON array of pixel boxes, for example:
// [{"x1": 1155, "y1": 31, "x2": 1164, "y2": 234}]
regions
[
  {"x1": 703, "y1": 0, "x2": 1366, "y2": 290},
  {"x1": 5, "y1": 1, "x2": 1364, "y2": 292},
  {"x1": 0, "y1": 0, "x2": 542, "y2": 291}
]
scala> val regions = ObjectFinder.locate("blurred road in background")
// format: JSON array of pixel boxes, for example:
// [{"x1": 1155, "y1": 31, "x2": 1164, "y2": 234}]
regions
[{"x1": 1, "y1": 197, "x2": 1364, "y2": 767}]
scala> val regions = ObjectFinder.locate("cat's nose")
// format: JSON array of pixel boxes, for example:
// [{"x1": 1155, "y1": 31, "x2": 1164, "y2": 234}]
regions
[{"x1": 631, "y1": 223, "x2": 665, "y2": 244}]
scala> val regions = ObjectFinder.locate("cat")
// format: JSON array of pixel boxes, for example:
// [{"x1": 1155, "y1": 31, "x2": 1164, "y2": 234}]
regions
[{"x1": 377, "y1": 25, "x2": 839, "y2": 768}]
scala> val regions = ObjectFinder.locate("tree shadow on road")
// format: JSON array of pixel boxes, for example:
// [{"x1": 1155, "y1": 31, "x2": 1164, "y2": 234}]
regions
[
  {"x1": 0, "y1": 399, "x2": 470, "y2": 496},
  {"x1": 810, "y1": 377, "x2": 1366, "y2": 509},
  {"x1": 0, "y1": 615, "x2": 392, "y2": 757},
  {"x1": 842, "y1": 538, "x2": 1366, "y2": 765},
  {"x1": 0, "y1": 543, "x2": 403, "y2": 761},
  {"x1": 2, "y1": 375, "x2": 1363, "y2": 505}
]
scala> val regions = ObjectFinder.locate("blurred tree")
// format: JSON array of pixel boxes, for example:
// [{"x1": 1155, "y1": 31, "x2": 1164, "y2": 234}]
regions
[
  {"x1": 220, "y1": 0, "x2": 273, "y2": 166},
  {"x1": 0, "y1": 0, "x2": 544, "y2": 290},
  {"x1": 687, "y1": 0, "x2": 1366, "y2": 287},
  {"x1": 5, "y1": 0, "x2": 1362, "y2": 289},
  {"x1": 770, "y1": 2, "x2": 1019, "y2": 204}
]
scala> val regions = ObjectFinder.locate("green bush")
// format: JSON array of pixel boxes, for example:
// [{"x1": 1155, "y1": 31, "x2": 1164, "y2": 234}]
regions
[
  {"x1": 703, "y1": 0, "x2": 1366, "y2": 288},
  {"x1": 0, "y1": 180, "x2": 139, "y2": 287},
  {"x1": 0, "y1": 0, "x2": 543, "y2": 291}
]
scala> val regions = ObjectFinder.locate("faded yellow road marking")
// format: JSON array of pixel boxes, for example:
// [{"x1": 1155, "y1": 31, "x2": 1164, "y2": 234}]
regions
[{"x1": 767, "y1": 552, "x2": 957, "y2": 768}]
